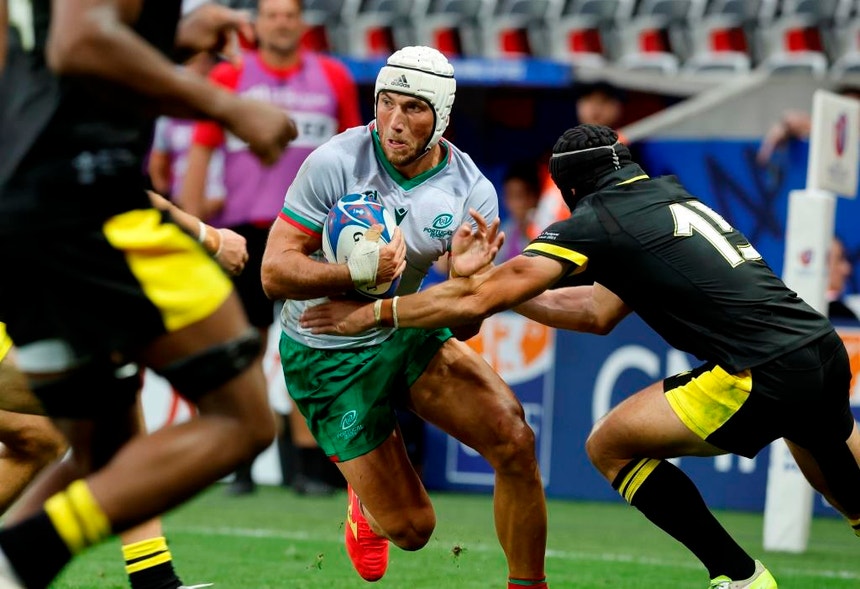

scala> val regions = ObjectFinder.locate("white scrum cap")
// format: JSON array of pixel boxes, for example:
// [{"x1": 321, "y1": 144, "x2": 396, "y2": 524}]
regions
[{"x1": 374, "y1": 46, "x2": 456, "y2": 150}]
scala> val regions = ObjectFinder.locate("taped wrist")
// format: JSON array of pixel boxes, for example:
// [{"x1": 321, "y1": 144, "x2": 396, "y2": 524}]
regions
[{"x1": 347, "y1": 231, "x2": 381, "y2": 287}]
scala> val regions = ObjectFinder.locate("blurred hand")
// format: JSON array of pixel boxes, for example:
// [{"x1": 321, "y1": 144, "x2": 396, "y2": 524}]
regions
[
  {"x1": 756, "y1": 110, "x2": 812, "y2": 166},
  {"x1": 213, "y1": 228, "x2": 248, "y2": 276},
  {"x1": 223, "y1": 97, "x2": 297, "y2": 165},
  {"x1": 450, "y1": 208, "x2": 504, "y2": 278},
  {"x1": 176, "y1": 3, "x2": 255, "y2": 55}
]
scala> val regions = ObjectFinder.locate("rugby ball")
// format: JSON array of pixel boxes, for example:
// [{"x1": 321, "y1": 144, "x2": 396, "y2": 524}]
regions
[{"x1": 322, "y1": 191, "x2": 400, "y2": 299}]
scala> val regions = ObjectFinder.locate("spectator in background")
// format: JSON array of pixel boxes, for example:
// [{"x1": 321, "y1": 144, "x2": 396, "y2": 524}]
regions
[
  {"x1": 499, "y1": 160, "x2": 542, "y2": 262},
  {"x1": 149, "y1": 53, "x2": 227, "y2": 219},
  {"x1": 181, "y1": 0, "x2": 362, "y2": 496},
  {"x1": 829, "y1": 236, "x2": 859, "y2": 322},
  {"x1": 757, "y1": 85, "x2": 860, "y2": 165},
  {"x1": 534, "y1": 81, "x2": 628, "y2": 232}
]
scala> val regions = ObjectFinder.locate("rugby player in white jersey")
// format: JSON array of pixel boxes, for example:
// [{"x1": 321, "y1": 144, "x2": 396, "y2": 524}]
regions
[{"x1": 261, "y1": 46, "x2": 549, "y2": 589}]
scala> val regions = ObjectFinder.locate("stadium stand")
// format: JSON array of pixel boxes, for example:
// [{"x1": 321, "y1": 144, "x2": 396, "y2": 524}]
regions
[{"x1": 209, "y1": 0, "x2": 860, "y2": 82}]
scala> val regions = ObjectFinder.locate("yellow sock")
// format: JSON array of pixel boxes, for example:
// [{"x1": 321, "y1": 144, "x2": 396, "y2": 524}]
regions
[
  {"x1": 44, "y1": 480, "x2": 111, "y2": 555},
  {"x1": 849, "y1": 517, "x2": 860, "y2": 537},
  {"x1": 122, "y1": 536, "x2": 175, "y2": 575}
]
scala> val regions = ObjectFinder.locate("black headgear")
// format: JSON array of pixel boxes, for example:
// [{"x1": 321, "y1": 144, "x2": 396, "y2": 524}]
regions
[{"x1": 549, "y1": 124, "x2": 633, "y2": 209}]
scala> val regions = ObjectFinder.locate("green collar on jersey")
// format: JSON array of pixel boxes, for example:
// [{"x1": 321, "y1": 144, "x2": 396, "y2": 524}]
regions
[{"x1": 371, "y1": 129, "x2": 450, "y2": 190}]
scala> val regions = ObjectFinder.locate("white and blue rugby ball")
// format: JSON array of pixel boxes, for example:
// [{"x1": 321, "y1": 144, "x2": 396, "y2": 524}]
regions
[{"x1": 322, "y1": 191, "x2": 400, "y2": 299}]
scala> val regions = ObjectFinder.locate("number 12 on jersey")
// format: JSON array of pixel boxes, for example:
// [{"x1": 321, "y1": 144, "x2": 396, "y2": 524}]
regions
[{"x1": 670, "y1": 201, "x2": 761, "y2": 267}]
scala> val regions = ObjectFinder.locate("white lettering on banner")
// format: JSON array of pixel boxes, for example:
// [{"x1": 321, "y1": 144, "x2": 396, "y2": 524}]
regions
[{"x1": 592, "y1": 345, "x2": 659, "y2": 424}]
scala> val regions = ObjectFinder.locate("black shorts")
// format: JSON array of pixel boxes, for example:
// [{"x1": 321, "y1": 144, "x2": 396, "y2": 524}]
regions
[
  {"x1": 229, "y1": 223, "x2": 276, "y2": 329},
  {"x1": 0, "y1": 207, "x2": 233, "y2": 369},
  {"x1": 663, "y1": 330, "x2": 853, "y2": 458}
]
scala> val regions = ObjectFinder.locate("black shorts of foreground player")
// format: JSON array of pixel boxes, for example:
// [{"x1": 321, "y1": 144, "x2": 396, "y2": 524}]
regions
[{"x1": 302, "y1": 124, "x2": 860, "y2": 589}]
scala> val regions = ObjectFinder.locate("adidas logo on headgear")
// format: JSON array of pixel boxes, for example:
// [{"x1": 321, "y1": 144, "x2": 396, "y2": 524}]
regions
[{"x1": 389, "y1": 74, "x2": 409, "y2": 88}]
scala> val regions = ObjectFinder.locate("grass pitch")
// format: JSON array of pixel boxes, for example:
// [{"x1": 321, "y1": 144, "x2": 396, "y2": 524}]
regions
[{"x1": 53, "y1": 484, "x2": 860, "y2": 588}]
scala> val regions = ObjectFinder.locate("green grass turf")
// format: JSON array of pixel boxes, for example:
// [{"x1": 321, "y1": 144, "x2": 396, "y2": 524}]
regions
[{"x1": 52, "y1": 484, "x2": 860, "y2": 588}]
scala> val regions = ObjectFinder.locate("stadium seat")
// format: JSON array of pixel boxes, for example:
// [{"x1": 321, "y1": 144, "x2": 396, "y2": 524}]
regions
[
  {"x1": 544, "y1": 0, "x2": 633, "y2": 65},
  {"x1": 615, "y1": 14, "x2": 683, "y2": 73},
  {"x1": 340, "y1": 0, "x2": 411, "y2": 58},
  {"x1": 682, "y1": 50, "x2": 751, "y2": 74},
  {"x1": 759, "y1": 50, "x2": 829, "y2": 77},
  {"x1": 829, "y1": 18, "x2": 860, "y2": 77},
  {"x1": 410, "y1": 0, "x2": 493, "y2": 57},
  {"x1": 482, "y1": 0, "x2": 554, "y2": 57},
  {"x1": 755, "y1": 13, "x2": 829, "y2": 76},
  {"x1": 301, "y1": 0, "x2": 347, "y2": 53}
]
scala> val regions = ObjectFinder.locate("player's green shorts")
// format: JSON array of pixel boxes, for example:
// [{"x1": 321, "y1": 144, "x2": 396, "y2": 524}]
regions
[{"x1": 279, "y1": 327, "x2": 452, "y2": 462}]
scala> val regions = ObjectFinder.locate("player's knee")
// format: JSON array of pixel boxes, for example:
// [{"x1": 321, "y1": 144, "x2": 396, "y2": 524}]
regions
[
  {"x1": 246, "y1": 412, "x2": 277, "y2": 456},
  {"x1": 585, "y1": 427, "x2": 616, "y2": 476},
  {"x1": 485, "y1": 411, "x2": 538, "y2": 475},
  {"x1": 387, "y1": 505, "x2": 436, "y2": 551}
]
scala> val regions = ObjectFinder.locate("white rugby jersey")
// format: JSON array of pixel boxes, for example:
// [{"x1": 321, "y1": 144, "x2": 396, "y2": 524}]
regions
[{"x1": 278, "y1": 123, "x2": 498, "y2": 349}]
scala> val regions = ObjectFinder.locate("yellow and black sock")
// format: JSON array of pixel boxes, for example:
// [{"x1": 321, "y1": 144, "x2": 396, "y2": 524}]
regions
[
  {"x1": 0, "y1": 480, "x2": 110, "y2": 588},
  {"x1": 123, "y1": 537, "x2": 183, "y2": 589},
  {"x1": 612, "y1": 458, "x2": 754, "y2": 581},
  {"x1": 848, "y1": 517, "x2": 860, "y2": 537},
  {"x1": 508, "y1": 576, "x2": 547, "y2": 588}
]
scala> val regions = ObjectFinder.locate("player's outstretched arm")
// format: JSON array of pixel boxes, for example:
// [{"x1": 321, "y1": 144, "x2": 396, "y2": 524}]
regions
[
  {"x1": 514, "y1": 282, "x2": 632, "y2": 334},
  {"x1": 301, "y1": 254, "x2": 566, "y2": 335},
  {"x1": 148, "y1": 191, "x2": 248, "y2": 275},
  {"x1": 46, "y1": 0, "x2": 296, "y2": 164}
]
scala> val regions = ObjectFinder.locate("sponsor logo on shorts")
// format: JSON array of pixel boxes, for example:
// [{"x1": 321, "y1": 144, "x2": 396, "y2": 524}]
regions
[
  {"x1": 341, "y1": 410, "x2": 358, "y2": 430},
  {"x1": 336, "y1": 410, "x2": 365, "y2": 441}
]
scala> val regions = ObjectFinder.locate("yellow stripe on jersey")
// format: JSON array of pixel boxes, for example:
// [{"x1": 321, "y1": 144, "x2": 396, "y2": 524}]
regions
[
  {"x1": 102, "y1": 209, "x2": 232, "y2": 332},
  {"x1": 618, "y1": 458, "x2": 660, "y2": 503},
  {"x1": 0, "y1": 323, "x2": 11, "y2": 364},
  {"x1": 665, "y1": 365, "x2": 752, "y2": 440},
  {"x1": 615, "y1": 174, "x2": 649, "y2": 186},
  {"x1": 524, "y1": 242, "x2": 588, "y2": 270}
]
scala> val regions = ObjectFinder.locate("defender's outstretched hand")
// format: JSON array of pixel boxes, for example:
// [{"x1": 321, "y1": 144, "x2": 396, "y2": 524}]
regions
[
  {"x1": 449, "y1": 208, "x2": 504, "y2": 278},
  {"x1": 300, "y1": 299, "x2": 374, "y2": 336}
]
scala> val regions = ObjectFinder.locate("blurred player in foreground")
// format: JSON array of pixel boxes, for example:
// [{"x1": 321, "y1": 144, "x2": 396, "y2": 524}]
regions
[{"x1": 0, "y1": 1, "x2": 296, "y2": 587}]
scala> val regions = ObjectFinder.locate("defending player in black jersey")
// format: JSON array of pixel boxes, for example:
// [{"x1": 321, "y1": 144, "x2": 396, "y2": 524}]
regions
[
  {"x1": 301, "y1": 124, "x2": 860, "y2": 589},
  {"x1": 0, "y1": 1, "x2": 296, "y2": 588}
]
